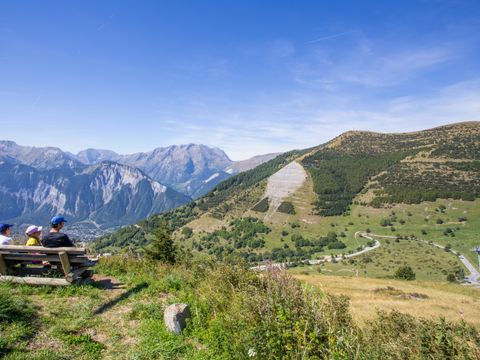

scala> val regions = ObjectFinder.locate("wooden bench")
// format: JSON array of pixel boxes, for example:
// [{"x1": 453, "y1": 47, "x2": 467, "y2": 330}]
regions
[{"x1": 0, "y1": 245, "x2": 96, "y2": 286}]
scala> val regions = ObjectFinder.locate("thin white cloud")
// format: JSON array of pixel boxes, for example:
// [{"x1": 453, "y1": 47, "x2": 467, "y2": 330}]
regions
[
  {"x1": 298, "y1": 31, "x2": 459, "y2": 88},
  {"x1": 305, "y1": 30, "x2": 357, "y2": 44},
  {"x1": 155, "y1": 78, "x2": 480, "y2": 160}
]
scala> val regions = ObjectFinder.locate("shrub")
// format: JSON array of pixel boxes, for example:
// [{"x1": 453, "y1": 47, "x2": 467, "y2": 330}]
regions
[
  {"x1": 362, "y1": 256, "x2": 373, "y2": 264},
  {"x1": 327, "y1": 240, "x2": 347, "y2": 250},
  {"x1": 394, "y1": 266, "x2": 416, "y2": 281},
  {"x1": 436, "y1": 218, "x2": 444, "y2": 224},
  {"x1": 181, "y1": 227, "x2": 193, "y2": 238},
  {"x1": 380, "y1": 219, "x2": 392, "y2": 227},
  {"x1": 251, "y1": 197, "x2": 269, "y2": 213},
  {"x1": 446, "y1": 274, "x2": 456, "y2": 282},
  {"x1": 277, "y1": 201, "x2": 296, "y2": 214}
]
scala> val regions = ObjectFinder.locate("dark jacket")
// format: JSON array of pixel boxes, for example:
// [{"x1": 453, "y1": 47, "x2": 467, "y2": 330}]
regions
[{"x1": 41, "y1": 232, "x2": 75, "y2": 248}]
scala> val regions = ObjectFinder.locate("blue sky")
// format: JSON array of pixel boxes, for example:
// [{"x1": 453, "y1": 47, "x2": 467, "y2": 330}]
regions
[{"x1": 1, "y1": 0, "x2": 479, "y2": 160}]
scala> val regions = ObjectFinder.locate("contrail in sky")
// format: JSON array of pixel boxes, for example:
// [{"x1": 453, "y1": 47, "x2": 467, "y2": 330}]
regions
[{"x1": 306, "y1": 30, "x2": 356, "y2": 44}]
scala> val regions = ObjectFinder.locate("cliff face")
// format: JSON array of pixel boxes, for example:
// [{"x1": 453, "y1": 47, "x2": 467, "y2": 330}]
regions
[{"x1": 0, "y1": 160, "x2": 190, "y2": 239}]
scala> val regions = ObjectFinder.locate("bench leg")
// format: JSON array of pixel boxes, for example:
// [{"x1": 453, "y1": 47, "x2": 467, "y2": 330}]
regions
[
  {"x1": 58, "y1": 251, "x2": 71, "y2": 275},
  {"x1": 0, "y1": 254, "x2": 7, "y2": 275}
]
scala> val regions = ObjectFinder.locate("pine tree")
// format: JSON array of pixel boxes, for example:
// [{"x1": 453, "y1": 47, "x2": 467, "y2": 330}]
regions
[{"x1": 144, "y1": 222, "x2": 177, "y2": 264}]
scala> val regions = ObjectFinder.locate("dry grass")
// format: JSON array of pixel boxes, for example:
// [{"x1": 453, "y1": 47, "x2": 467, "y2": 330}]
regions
[
  {"x1": 185, "y1": 214, "x2": 226, "y2": 234},
  {"x1": 295, "y1": 274, "x2": 480, "y2": 328}
]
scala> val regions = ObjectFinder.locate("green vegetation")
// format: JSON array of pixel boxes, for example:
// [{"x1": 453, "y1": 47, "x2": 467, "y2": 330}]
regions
[
  {"x1": 394, "y1": 266, "x2": 416, "y2": 281},
  {"x1": 144, "y1": 223, "x2": 177, "y2": 264},
  {"x1": 0, "y1": 288, "x2": 37, "y2": 357},
  {"x1": 191, "y1": 217, "x2": 271, "y2": 261},
  {"x1": 3, "y1": 256, "x2": 479, "y2": 358},
  {"x1": 371, "y1": 162, "x2": 479, "y2": 205},
  {"x1": 302, "y1": 150, "x2": 408, "y2": 215},
  {"x1": 251, "y1": 197, "x2": 269, "y2": 212},
  {"x1": 181, "y1": 226, "x2": 193, "y2": 238},
  {"x1": 277, "y1": 201, "x2": 295, "y2": 214},
  {"x1": 291, "y1": 233, "x2": 467, "y2": 282},
  {"x1": 93, "y1": 202, "x2": 200, "y2": 253}
]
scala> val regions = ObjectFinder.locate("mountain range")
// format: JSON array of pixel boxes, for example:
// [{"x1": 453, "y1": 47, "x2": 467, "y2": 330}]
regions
[{"x1": 0, "y1": 141, "x2": 279, "y2": 238}]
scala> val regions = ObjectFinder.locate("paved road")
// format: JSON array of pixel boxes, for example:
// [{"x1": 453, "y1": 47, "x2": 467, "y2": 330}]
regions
[
  {"x1": 418, "y1": 239, "x2": 480, "y2": 287},
  {"x1": 251, "y1": 232, "x2": 380, "y2": 271},
  {"x1": 252, "y1": 232, "x2": 480, "y2": 288}
]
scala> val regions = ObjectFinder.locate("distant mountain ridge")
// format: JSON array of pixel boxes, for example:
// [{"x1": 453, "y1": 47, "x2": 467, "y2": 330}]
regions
[
  {"x1": 74, "y1": 144, "x2": 279, "y2": 198},
  {"x1": 0, "y1": 140, "x2": 82, "y2": 169}
]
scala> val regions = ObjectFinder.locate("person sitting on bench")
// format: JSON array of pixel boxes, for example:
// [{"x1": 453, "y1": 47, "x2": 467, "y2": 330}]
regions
[
  {"x1": 0, "y1": 223, "x2": 13, "y2": 245},
  {"x1": 42, "y1": 216, "x2": 75, "y2": 248},
  {"x1": 25, "y1": 225, "x2": 43, "y2": 246}
]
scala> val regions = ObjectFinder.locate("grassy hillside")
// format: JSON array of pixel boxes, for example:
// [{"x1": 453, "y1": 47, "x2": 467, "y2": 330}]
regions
[
  {"x1": 92, "y1": 122, "x2": 480, "y2": 280},
  {"x1": 2, "y1": 256, "x2": 479, "y2": 359}
]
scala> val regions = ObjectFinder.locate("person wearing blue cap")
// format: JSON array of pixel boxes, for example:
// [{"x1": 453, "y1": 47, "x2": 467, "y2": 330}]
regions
[
  {"x1": 41, "y1": 216, "x2": 75, "y2": 248},
  {"x1": 0, "y1": 223, "x2": 13, "y2": 245}
]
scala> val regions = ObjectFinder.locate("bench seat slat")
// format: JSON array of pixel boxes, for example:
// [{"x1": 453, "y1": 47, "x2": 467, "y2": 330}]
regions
[
  {"x1": 1, "y1": 253, "x2": 90, "y2": 264},
  {"x1": 0, "y1": 245, "x2": 85, "y2": 255}
]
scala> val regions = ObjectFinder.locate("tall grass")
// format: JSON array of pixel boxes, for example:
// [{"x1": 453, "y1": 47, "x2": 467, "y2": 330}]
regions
[{"x1": 96, "y1": 256, "x2": 480, "y2": 359}]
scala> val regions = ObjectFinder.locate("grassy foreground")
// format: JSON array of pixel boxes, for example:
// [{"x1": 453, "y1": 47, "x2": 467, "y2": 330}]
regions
[{"x1": 1, "y1": 256, "x2": 480, "y2": 359}]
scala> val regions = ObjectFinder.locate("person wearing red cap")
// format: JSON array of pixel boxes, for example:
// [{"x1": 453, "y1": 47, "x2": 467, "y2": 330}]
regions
[{"x1": 0, "y1": 223, "x2": 13, "y2": 245}]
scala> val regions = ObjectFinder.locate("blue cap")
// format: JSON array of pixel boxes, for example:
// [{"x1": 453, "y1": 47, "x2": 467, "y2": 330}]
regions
[
  {"x1": 0, "y1": 223, "x2": 13, "y2": 233},
  {"x1": 51, "y1": 216, "x2": 67, "y2": 225}
]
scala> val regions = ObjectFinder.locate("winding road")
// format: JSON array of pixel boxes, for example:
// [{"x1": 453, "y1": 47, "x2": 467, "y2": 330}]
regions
[
  {"x1": 252, "y1": 231, "x2": 480, "y2": 288},
  {"x1": 251, "y1": 231, "x2": 380, "y2": 271},
  {"x1": 417, "y1": 239, "x2": 480, "y2": 286}
]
